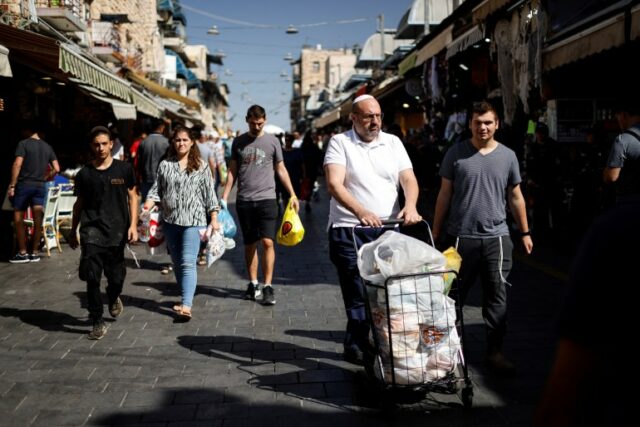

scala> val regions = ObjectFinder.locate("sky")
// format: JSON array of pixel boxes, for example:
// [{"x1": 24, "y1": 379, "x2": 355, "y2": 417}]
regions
[{"x1": 182, "y1": 0, "x2": 414, "y2": 133}]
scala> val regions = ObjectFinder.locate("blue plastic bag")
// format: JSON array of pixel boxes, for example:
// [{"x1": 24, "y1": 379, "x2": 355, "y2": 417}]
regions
[{"x1": 218, "y1": 203, "x2": 237, "y2": 238}]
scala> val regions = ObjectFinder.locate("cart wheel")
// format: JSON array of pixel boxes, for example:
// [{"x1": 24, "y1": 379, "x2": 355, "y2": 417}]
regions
[{"x1": 461, "y1": 386, "x2": 473, "y2": 408}]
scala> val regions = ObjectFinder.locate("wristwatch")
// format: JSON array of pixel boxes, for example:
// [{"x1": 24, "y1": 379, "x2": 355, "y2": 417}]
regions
[{"x1": 519, "y1": 230, "x2": 531, "y2": 237}]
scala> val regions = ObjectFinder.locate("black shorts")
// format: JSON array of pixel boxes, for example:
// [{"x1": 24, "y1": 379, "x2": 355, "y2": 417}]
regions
[{"x1": 236, "y1": 199, "x2": 278, "y2": 244}]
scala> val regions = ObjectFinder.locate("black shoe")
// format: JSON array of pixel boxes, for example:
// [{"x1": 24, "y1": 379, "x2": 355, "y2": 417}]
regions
[
  {"x1": 9, "y1": 253, "x2": 30, "y2": 264},
  {"x1": 304, "y1": 202, "x2": 311, "y2": 212},
  {"x1": 109, "y1": 297, "x2": 123, "y2": 318},
  {"x1": 485, "y1": 351, "x2": 516, "y2": 376},
  {"x1": 261, "y1": 285, "x2": 276, "y2": 305},
  {"x1": 29, "y1": 253, "x2": 41, "y2": 263},
  {"x1": 343, "y1": 347, "x2": 364, "y2": 365},
  {"x1": 88, "y1": 320, "x2": 107, "y2": 340},
  {"x1": 244, "y1": 283, "x2": 262, "y2": 300}
]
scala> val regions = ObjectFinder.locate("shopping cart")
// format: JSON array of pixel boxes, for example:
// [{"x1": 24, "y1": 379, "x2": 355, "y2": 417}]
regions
[{"x1": 354, "y1": 219, "x2": 473, "y2": 408}]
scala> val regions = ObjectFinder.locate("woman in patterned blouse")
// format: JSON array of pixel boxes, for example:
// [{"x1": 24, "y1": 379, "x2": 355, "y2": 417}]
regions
[{"x1": 143, "y1": 125, "x2": 220, "y2": 320}]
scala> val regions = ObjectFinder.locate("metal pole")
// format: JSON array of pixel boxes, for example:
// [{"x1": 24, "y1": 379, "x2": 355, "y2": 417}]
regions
[
  {"x1": 424, "y1": 0, "x2": 430, "y2": 35},
  {"x1": 378, "y1": 14, "x2": 385, "y2": 62}
]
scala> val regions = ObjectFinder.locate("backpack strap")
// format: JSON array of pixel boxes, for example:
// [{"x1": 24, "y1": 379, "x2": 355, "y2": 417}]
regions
[{"x1": 623, "y1": 127, "x2": 640, "y2": 142}]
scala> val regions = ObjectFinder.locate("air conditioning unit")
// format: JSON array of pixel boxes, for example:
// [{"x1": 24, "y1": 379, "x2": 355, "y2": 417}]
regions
[{"x1": 75, "y1": 31, "x2": 90, "y2": 48}]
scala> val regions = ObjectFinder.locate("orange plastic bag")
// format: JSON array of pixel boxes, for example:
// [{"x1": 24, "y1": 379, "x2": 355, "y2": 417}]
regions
[{"x1": 276, "y1": 199, "x2": 304, "y2": 246}]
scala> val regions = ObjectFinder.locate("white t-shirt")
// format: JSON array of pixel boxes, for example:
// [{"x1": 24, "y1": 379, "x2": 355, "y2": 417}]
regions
[{"x1": 324, "y1": 128, "x2": 413, "y2": 227}]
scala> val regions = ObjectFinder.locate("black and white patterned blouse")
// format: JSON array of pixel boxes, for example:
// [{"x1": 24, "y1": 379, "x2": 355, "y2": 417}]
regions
[{"x1": 148, "y1": 158, "x2": 219, "y2": 227}]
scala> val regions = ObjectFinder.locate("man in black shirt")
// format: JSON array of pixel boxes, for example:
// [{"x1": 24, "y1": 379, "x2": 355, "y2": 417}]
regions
[
  {"x1": 8, "y1": 121, "x2": 59, "y2": 263},
  {"x1": 69, "y1": 126, "x2": 138, "y2": 340}
]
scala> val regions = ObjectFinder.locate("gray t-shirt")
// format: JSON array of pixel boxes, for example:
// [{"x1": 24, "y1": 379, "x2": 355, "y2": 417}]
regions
[
  {"x1": 137, "y1": 133, "x2": 169, "y2": 184},
  {"x1": 440, "y1": 140, "x2": 521, "y2": 238},
  {"x1": 232, "y1": 132, "x2": 283, "y2": 201},
  {"x1": 15, "y1": 138, "x2": 57, "y2": 186},
  {"x1": 606, "y1": 125, "x2": 640, "y2": 199}
]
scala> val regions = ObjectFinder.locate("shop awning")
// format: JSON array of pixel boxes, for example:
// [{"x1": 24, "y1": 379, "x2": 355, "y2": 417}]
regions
[
  {"x1": 415, "y1": 25, "x2": 453, "y2": 67},
  {"x1": 446, "y1": 25, "x2": 484, "y2": 59},
  {"x1": 0, "y1": 23, "x2": 60, "y2": 75},
  {"x1": 472, "y1": 0, "x2": 512, "y2": 24},
  {"x1": 356, "y1": 31, "x2": 413, "y2": 67},
  {"x1": 543, "y1": 7, "x2": 640, "y2": 71},
  {"x1": 313, "y1": 109, "x2": 341, "y2": 129},
  {"x1": 398, "y1": 51, "x2": 417, "y2": 76},
  {"x1": 125, "y1": 69, "x2": 200, "y2": 110},
  {"x1": 396, "y1": 0, "x2": 458, "y2": 39},
  {"x1": 0, "y1": 44, "x2": 12, "y2": 77},
  {"x1": 165, "y1": 48, "x2": 200, "y2": 88},
  {"x1": 73, "y1": 79, "x2": 136, "y2": 120},
  {"x1": 370, "y1": 75, "x2": 405, "y2": 100},
  {"x1": 59, "y1": 43, "x2": 132, "y2": 102},
  {"x1": 131, "y1": 88, "x2": 163, "y2": 118}
]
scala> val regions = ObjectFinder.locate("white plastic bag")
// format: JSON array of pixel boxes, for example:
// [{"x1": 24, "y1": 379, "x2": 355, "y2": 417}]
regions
[
  {"x1": 357, "y1": 231, "x2": 446, "y2": 284},
  {"x1": 205, "y1": 229, "x2": 226, "y2": 267}
]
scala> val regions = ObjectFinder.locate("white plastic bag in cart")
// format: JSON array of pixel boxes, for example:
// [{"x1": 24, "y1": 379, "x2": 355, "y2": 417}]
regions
[{"x1": 357, "y1": 231, "x2": 446, "y2": 284}]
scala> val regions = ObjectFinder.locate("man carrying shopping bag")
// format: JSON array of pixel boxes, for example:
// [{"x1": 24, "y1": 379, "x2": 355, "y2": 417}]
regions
[{"x1": 221, "y1": 105, "x2": 299, "y2": 305}]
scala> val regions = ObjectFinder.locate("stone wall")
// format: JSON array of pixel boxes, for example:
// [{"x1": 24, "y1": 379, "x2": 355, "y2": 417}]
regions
[{"x1": 90, "y1": 0, "x2": 163, "y2": 74}]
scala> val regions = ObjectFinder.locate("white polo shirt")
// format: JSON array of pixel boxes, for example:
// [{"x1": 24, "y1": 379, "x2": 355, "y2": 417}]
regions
[{"x1": 324, "y1": 128, "x2": 413, "y2": 227}]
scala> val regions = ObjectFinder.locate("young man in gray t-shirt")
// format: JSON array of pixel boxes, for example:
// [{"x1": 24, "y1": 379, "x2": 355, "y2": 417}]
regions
[
  {"x1": 433, "y1": 101, "x2": 533, "y2": 376},
  {"x1": 221, "y1": 105, "x2": 299, "y2": 305}
]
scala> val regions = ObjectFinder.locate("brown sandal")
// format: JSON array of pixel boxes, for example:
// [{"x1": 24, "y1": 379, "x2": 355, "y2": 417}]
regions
[{"x1": 176, "y1": 307, "x2": 192, "y2": 321}]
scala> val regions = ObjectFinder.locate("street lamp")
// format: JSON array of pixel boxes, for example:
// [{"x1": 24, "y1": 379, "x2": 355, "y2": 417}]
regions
[
  {"x1": 285, "y1": 24, "x2": 299, "y2": 34},
  {"x1": 207, "y1": 25, "x2": 219, "y2": 35},
  {"x1": 283, "y1": 52, "x2": 293, "y2": 61}
]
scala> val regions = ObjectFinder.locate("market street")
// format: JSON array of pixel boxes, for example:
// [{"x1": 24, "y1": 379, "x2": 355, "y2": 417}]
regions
[{"x1": 0, "y1": 183, "x2": 569, "y2": 427}]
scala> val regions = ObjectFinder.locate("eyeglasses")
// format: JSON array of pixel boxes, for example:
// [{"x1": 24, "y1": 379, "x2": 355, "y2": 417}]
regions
[{"x1": 355, "y1": 113, "x2": 384, "y2": 122}]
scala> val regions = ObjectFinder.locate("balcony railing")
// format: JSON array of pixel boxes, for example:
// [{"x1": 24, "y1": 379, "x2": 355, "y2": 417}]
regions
[
  {"x1": 41, "y1": 0, "x2": 83, "y2": 21},
  {"x1": 36, "y1": 0, "x2": 86, "y2": 32},
  {"x1": 91, "y1": 21, "x2": 120, "y2": 51}
]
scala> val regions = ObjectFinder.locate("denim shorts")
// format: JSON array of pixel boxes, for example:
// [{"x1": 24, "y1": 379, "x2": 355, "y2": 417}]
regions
[{"x1": 11, "y1": 183, "x2": 46, "y2": 211}]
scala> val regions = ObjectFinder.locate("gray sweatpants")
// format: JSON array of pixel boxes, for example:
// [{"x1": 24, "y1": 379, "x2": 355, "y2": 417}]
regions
[{"x1": 446, "y1": 235, "x2": 513, "y2": 353}]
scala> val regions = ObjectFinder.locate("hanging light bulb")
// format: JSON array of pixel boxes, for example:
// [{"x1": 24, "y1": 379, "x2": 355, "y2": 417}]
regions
[
  {"x1": 284, "y1": 52, "x2": 293, "y2": 61},
  {"x1": 207, "y1": 25, "x2": 219, "y2": 35},
  {"x1": 285, "y1": 24, "x2": 299, "y2": 34}
]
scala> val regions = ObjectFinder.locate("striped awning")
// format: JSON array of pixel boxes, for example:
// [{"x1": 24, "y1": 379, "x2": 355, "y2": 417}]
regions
[
  {"x1": 446, "y1": 25, "x2": 484, "y2": 59},
  {"x1": 73, "y1": 79, "x2": 136, "y2": 120},
  {"x1": 543, "y1": 6, "x2": 640, "y2": 71},
  {"x1": 131, "y1": 88, "x2": 163, "y2": 118},
  {"x1": 125, "y1": 69, "x2": 200, "y2": 110},
  {"x1": 59, "y1": 43, "x2": 132, "y2": 102}
]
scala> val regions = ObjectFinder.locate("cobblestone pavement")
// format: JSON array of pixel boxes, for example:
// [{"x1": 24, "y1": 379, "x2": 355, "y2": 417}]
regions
[{"x1": 0, "y1": 183, "x2": 568, "y2": 426}]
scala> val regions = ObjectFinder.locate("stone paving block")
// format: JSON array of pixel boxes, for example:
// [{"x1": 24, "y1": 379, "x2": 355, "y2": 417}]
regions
[
  {"x1": 85, "y1": 405, "x2": 146, "y2": 425},
  {"x1": 139, "y1": 403, "x2": 197, "y2": 422},
  {"x1": 275, "y1": 383, "x2": 326, "y2": 399},
  {"x1": 173, "y1": 388, "x2": 225, "y2": 405},
  {"x1": 202, "y1": 369, "x2": 254, "y2": 388},
  {"x1": 223, "y1": 384, "x2": 277, "y2": 403},
  {"x1": 123, "y1": 391, "x2": 176, "y2": 410},
  {"x1": 250, "y1": 371, "x2": 298, "y2": 386},
  {"x1": 30, "y1": 408, "x2": 91, "y2": 426},
  {"x1": 299, "y1": 368, "x2": 346, "y2": 383},
  {"x1": 155, "y1": 375, "x2": 205, "y2": 389}
]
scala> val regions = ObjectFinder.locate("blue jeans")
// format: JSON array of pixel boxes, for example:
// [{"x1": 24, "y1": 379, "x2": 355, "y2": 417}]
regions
[{"x1": 163, "y1": 222, "x2": 201, "y2": 308}]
